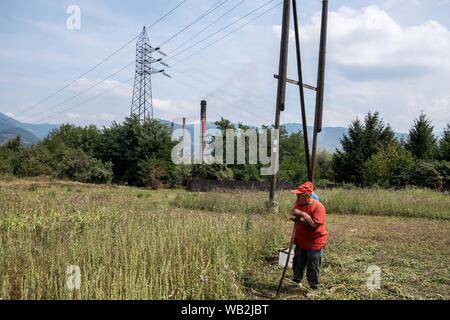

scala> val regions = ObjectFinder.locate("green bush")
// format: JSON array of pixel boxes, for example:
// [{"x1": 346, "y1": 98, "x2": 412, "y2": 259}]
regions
[
  {"x1": 363, "y1": 143, "x2": 414, "y2": 187},
  {"x1": 315, "y1": 179, "x2": 332, "y2": 189},
  {"x1": 47, "y1": 124, "x2": 101, "y2": 156},
  {"x1": 435, "y1": 161, "x2": 450, "y2": 190},
  {"x1": 316, "y1": 150, "x2": 334, "y2": 181},
  {"x1": 56, "y1": 148, "x2": 112, "y2": 184},
  {"x1": 408, "y1": 161, "x2": 443, "y2": 190},
  {"x1": 97, "y1": 115, "x2": 175, "y2": 185},
  {"x1": 166, "y1": 165, "x2": 193, "y2": 188},
  {"x1": 138, "y1": 157, "x2": 169, "y2": 189},
  {"x1": 0, "y1": 149, "x2": 13, "y2": 175},
  {"x1": 81, "y1": 160, "x2": 113, "y2": 184},
  {"x1": 0, "y1": 136, "x2": 23, "y2": 175},
  {"x1": 14, "y1": 145, "x2": 54, "y2": 177},
  {"x1": 191, "y1": 164, "x2": 235, "y2": 181}
]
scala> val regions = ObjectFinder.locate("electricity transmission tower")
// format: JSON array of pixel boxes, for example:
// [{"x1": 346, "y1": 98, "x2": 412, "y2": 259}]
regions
[{"x1": 130, "y1": 27, "x2": 164, "y2": 122}]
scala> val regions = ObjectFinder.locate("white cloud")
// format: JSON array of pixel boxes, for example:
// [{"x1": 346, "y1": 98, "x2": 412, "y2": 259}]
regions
[
  {"x1": 153, "y1": 98, "x2": 200, "y2": 123},
  {"x1": 66, "y1": 113, "x2": 115, "y2": 122},
  {"x1": 67, "y1": 112, "x2": 81, "y2": 119},
  {"x1": 271, "y1": 25, "x2": 296, "y2": 41},
  {"x1": 272, "y1": 5, "x2": 450, "y2": 131},
  {"x1": 86, "y1": 113, "x2": 115, "y2": 121},
  {"x1": 276, "y1": 5, "x2": 450, "y2": 76},
  {"x1": 70, "y1": 78, "x2": 132, "y2": 98},
  {"x1": 153, "y1": 98, "x2": 173, "y2": 111},
  {"x1": 52, "y1": 112, "x2": 116, "y2": 126},
  {"x1": 382, "y1": 0, "x2": 449, "y2": 9},
  {"x1": 273, "y1": 6, "x2": 450, "y2": 75}
]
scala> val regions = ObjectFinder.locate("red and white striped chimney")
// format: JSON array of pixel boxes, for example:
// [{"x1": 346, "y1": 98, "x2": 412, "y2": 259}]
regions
[{"x1": 200, "y1": 100, "x2": 207, "y2": 161}]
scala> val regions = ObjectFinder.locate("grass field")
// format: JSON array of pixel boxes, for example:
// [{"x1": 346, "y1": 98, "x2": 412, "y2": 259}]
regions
[{"x1": 0, "y1": 177, "x2": 449, "y2": 300}]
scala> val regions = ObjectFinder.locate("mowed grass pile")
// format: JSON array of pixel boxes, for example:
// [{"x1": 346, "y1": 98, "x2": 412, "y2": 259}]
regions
[
  {"x1": 0, "y1": 181, "x2": 284, "y2": 299},
  {"x1": 173, "y1": 188, "x2": 450, "y2": 220}
]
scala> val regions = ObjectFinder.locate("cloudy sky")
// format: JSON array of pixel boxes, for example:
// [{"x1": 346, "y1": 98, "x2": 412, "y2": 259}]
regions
[{"x1": 1, "y1": 0, "x2": 449, "y2": 132}]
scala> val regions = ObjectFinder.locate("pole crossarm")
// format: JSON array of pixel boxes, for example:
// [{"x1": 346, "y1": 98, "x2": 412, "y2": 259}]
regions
[{"x1": 273, "y1": 74, "x2": 317, "y2": 92}]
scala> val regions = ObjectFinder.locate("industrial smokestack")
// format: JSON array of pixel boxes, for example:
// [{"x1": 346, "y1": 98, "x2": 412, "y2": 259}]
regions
[
  {"x1": 182, "y1": 117, "x2": 186, "y2": 159},
  {"x1": 182, "y1": 117, "x2": 186, "y2": 143},
  {"x1": 200, "y1": 100, "x2": 207, "y2": 162},
  {"x1": 201, "y1": 101, "x2": 207, "y2": 122}
]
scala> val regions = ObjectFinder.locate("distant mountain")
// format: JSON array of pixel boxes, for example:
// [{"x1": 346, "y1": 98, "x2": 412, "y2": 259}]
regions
[
  {"x1": 162, "y1": 119, "x2": 346, "y2": 152},
  {"x1": 283, "y1": 123, "x2": 348, "y2": 152},
  {"x1": 21, "y1": 123, "x2": 59, "y2": 139},
  {"x1": 0, "y1": 127, "x2": 39, "y2": 145},
  {"x1": 1, "y1": 114, "x2": 436, "y2": 152},
  {"x1": 162, "y1": 119, "x2": 414, "y2": 152},
  {"x1": 0, "y1": 112, "x2": 59, "y2": 145},
  {"x1": 0, "y1": 112, "x2": 24, "y2": 130},
  {"x1": 283, "y1": 123, "x2": 410, "y2": 152}
]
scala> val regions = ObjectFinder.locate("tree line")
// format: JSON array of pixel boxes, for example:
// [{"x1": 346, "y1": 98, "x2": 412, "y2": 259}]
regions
[
  {"x1": 0, "y1": 112, "x2": 448, "y2": 190},
  {"x1": 332, "y1": 112, "x2": 450, "y2": 190}
]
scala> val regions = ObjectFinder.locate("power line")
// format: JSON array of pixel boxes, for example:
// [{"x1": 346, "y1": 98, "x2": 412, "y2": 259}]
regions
[
  {"x1": 31, "y1": 0, "x2": 282, "y2": 124},
  {"x1": 172, "y1": 57, "x2": 275, "y2": 106},
  {"x1": 21, "y1": 0, "x2": 234, "y2": 122},
  {"x1": 158, "y1": 0, "x2": 230, "y2": 48},
  {"x1": 168, "y1": 64, "x2": 300, "y2": 123},
  {"x1": 154, "y1": 1, "x2": 286, "y2": 115},
  {"x1": 170, "y1": 67, "x2": 275, "y2": 118},
  {"x1": 147, "y1": 0, "x2": 188, "y2": 30},
  {"x1": 149, "y1": 0, "x2": 283, "y2": 118},
  {"x1": 166, "y1": 0, "x2": 277, "y2": 62},
  {"x1": 15, "y1": 37, "x2": 137, "y2": 119},
  {"x1": 169, "y1": 1, "x2": 282, "y2": 65},
  {"x1": 170, "y1": 0, "x2": 246, "y2": 53},
  {"x1": 15, "y1": 0, "x2": 188, "y2": 119},
  {"x1": 22, "y1": 62, "x2": 135, "y2": 122},
  {"x1": 153, "y1": 1, "x2": 284, "y2": 113},
  {"x1": 170, "y1": 74, "x2": 273, "y2": 124},
  {"x1": 34, "y1": 78, "x2": 135, "y2": 124}
]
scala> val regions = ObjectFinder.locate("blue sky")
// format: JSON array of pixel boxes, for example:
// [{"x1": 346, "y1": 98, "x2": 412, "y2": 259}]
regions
[{"x1": 1, "y1": 0, "x2": 449, "y2": 132}]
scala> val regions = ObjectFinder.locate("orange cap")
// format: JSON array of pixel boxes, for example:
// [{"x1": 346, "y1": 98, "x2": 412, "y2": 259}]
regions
[{"x1": 291, "y1": 181, "x2": 314, "y2": 195}]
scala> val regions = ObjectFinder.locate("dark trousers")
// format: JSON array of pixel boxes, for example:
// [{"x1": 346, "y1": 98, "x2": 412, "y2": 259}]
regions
[{"x1": 292, "y1": 246, "x2": 323, "y2": 289}]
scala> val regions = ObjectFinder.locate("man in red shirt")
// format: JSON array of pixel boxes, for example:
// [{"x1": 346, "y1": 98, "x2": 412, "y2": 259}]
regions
[{"x1": 290, "y1": 181, "x2": 328, "y2": 291}]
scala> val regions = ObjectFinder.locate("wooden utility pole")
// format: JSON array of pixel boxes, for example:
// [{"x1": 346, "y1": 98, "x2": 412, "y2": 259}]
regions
[
  {"x1": 292, "y1": 0, "x2": 312, "y2": 181},
  {"x1": 274, "y1": 0, "x2": 329, "y2": 299},
  {"x1": 269, "y1": 0, "x2": 291, "y2": 207},
  {"x1": 311, "y1": 0, "x2": 329, "y2": 179}
]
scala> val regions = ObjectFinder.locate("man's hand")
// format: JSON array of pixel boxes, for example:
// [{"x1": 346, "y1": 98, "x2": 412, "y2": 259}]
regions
[
  {"x1": 293, "y1": 209, "x2": 311, "y2": 221},
  {"x1": 290, "y1": 215, "x2": 304, "y2": 222},
  {"x1": 292, "y1": 208, "x2": 304, "y2": 217},
  {"x1": 301, "y1": 214, "x2": 315, "y2": 227},
  {"x1": 292, "y1": 208, "x2": 318, "y2": 229}
]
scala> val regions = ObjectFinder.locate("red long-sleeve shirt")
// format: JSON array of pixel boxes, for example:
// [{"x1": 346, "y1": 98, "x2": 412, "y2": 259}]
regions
[{"x1": 294, "y1": 199, "x2": 328, "y2": 250}]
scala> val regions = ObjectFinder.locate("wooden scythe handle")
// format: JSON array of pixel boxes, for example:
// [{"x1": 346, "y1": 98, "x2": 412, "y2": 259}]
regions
[{"x1": 275, "y1": 221, "x2": 297, "y2": 298}]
